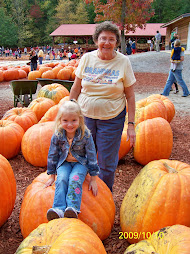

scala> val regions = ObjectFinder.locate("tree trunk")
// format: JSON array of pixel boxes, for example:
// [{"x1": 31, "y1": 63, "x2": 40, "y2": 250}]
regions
[{"x1": 120, "y1": 0, "x2": 126, "y2": 55}]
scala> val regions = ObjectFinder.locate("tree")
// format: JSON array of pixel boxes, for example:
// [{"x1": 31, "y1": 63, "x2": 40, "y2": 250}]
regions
[
  {"x1": 85, "y1": 0, "x2": 154, "y2": 54},
  {"x1": 0, "y1": 7, "x2": 18, "y2": 47}
]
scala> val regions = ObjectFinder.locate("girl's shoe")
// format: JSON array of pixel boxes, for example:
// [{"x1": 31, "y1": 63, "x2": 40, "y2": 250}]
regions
[
  {"x1": 47, "y1": 208, "x2": 64, "y2": 221},
  {"x1": 174, "y1": 90, "x2": 179, "y2": 94},
  {"x1": 64, "y1": 207, "x2": 78, "y2": 219}
]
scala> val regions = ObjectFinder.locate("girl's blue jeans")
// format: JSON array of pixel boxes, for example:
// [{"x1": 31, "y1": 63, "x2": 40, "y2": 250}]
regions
[
  {"x1": 30, "y1": 62, "x2": 37, "y2": 71},
  {"x1": 85, "y1": 108, "x2": 126, "y2": 191},
  {"x1": 53, "y1": 161, "x2": 88, "y2": 212},
  {"x1": 162, "y1": 69, "x2": 189, "y2": 96}
]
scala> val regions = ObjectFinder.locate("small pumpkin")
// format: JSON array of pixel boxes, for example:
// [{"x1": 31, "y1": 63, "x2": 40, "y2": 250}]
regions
[
  {"x1": 38, "y1": 66, "x2": 52, "y2": 76},
  {"x1": 41, "y1": 70, "x2": 56, "y2": 79},
  {"x1": 2, "y1": 107, "x2": 38, "y2": 131},
  {"x1": 120, "y1": 159, "x2": 190, "y2": 244},
  {"x1": 119, "y1": 130, "x2": 131, "y2": 160},
  {"x1": 28, "y1": 97, "x2": 55, "y2": 121},
  {"x1": 0, "y1": 70, "x2": 4, "y2": 82},
  {"x1": 18, "y1": 69, "x2": 27, "y2": 79},
  {"x1": 124, "y1": 225, "x2": 190, "y2": 254},
  {"x1": 38, "y1": 104, "x2": 60, "y2": 123},
  {"x1": 37, "y1": 83, "x2": 69, "y2": 104},
  {"x1": 57, "y1": 68, "x2": 72, "y2": 80},
  {"x1": 52, "y1": 66, "x2": 63, "y2": 78},
  {"x1": 21, "y1": 121, "x2": 55, "y2": 167},
  {"x1": 19, "y1": 173, "x2": 115, "y2": 241},
  {"x1": 28, "y1": 70, "x2": 41, "y2": 80},
  {"x1": 0, "y1": 154, "x2": 16, "y2": 227},
  {"x1": 16, "y1": 218, "x2": 107, "y2": 254},
  {"x1": 0, "y1": 120, "x2": 24, "y2": 159},
  {"x1": 134, "y1": 117, "x2": 173, "y2": 165}
]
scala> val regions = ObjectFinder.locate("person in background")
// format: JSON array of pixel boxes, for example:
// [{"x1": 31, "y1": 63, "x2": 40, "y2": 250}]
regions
[
  {"x1": 24, "y1": 47, "x2": 27, "y2": 55},
  {"x1": 15, "y1": 49, "x2": 19, "y2": 59},
  {"x1": 126, "y1": 40, "x2": 132, "y2": 55},
  {"x1": 170, "y1": 33, "x2": 179, "y2": 49},
  {"x1": 67, "y1": 51, "x2": 72, "y2": 61},
  {"x1": 155, "y1": 30, "x2": 161, "y2": 52},
  {"x1": 131, "y1": 41, "x2": 136, "y2": 54},
  {"x1": 45, "y1": 100, "x2": 99, "y2": 220},
  {"x1": 161, "y1": 39, "x2": 189, "y2": 97},
  {"x1": 45, "y1": 52, "x2": 50, "y2": 60},
  {"x1": 52, "y1": 49, "x2": 56, "y2": 60},
  {"x1": 29, "y1": 49, "x2": 38, "y2": 71},
  {"x1": 38, "y1": 47, "x2": 44, "y2": 65},
  {"x1": 69, "y1": 21, "x2": 136, "y2": 191}
]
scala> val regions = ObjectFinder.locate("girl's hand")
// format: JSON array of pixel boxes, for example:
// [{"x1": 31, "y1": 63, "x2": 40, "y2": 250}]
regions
[
  {"x1": 89, "y1": 176, "x2": 98, "y2": 196},
  {"x1": 44, "y1": 175, "x2": 55, "y2": 188}
]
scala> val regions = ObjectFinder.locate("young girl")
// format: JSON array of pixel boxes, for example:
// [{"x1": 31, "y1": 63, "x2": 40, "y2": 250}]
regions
[{"x1": 45, "y1": 100, "x2": 100, "y2": 220}]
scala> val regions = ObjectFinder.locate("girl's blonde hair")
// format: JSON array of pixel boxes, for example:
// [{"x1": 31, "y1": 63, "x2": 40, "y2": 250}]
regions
[
  {"x1": 54, "y1": 99, "x2": 87, "y2": 139},
  {"x1": 174, "y1": 39, "x2": 181, "y2": 47}
]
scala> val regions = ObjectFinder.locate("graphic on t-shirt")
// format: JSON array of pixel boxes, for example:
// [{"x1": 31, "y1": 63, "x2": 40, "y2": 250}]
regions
[{"x1": 84, "y1": 66, "x2": 120, "y2": 84}]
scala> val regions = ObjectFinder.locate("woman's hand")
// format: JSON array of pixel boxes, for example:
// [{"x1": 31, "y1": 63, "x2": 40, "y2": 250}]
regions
[
  {"x1": 44, "y1": 175, "x2": 55, "y2": 188},
  {"x1": 127, "y1": 125, "x2": 136, "y2": 147},
  {"x1": 89, "y1": 176, "x2": 98, "y2": 196}
]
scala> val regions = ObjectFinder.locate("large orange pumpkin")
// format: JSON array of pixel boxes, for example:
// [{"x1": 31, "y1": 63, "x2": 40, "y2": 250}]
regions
[
  {"x1": 0, "y1": 120, "x2": 24, "y2": 159},
  {"x1": 0, "y1": 154, "x2": 16, "y2": 227},
  {"x1": 37, "y1": 83, "x2": 70, "y2": 104},
  {"x1": 39, "y1": 104, "x2": 60, "y2": 123},
  {"x1": 134, "y1": 117, "x2": 173, "y2": 165},
  {"x1": 119, "y1": 130, "x2": 131, "y2": 160},
  {"x1": 124, "y1": 225, "x2": 190, "y2": 254},
  {"x1": 2, "y1": 107, "x2": 38, "y2": 131},
  {"x1": 19, "y1": 173, "x2": 115, "y2": 241},
  {"x1": 3, "y1": 68, "x2": 19, "y2": 81},
  {"x1": 28, "y1": 97, "x2": 55, "y2": 121},
  {"x1": 21, "y1": 121, "x2": 54, "y2": 167},
  {"x1": 18, "y1": 69, "x2": 27, "y2": 79},
  {"x1": 16, "y1": 218, "x2": 107, "y2": 254},
  {"x1": 57, "y1": 68, "x2": 72, "y2": 80},
  {"x1": 135, "y1": 97, "x2": 167, "y2": 126},
  {"x1": 120, "y1": 159, "x2": 190, "y2": 244},
  {"x1": 148, "y1": 94, "x2": 175, "y2": 123},
  {"x1": 28, "y1": 70, "x2": 41, "y2": 80},
  {"x1": 41, "y1": 70, "x2": 56, "y2": 79}
]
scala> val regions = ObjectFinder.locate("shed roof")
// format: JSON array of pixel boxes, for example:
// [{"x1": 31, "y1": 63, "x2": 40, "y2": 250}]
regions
[
  {"x1": 161, "y1": 13, "x2": 190, "y2": 28},
  {"x1": 50, "y1": 23, "x2": 166, "y2": 37}
]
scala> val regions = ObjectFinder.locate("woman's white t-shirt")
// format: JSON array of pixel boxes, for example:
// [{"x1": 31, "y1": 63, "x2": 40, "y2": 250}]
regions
[{"x1": 75, "y1": 50, "x2": 136, "y2": 120}]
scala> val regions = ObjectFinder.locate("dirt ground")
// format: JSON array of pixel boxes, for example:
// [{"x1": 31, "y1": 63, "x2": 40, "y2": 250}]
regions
[{"x1": 0, "y1": 72, "x2": 190, "y2": 254}]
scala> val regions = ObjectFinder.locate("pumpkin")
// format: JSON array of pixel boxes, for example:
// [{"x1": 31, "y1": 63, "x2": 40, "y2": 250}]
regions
[
  {"x1": 58, "y1": 95, "x2": 70, "y2": 105},
  {"x1": 3, "y1": 68, "x2": 19, "y2": 81},
  {"x1": 37, "y1": 83, "x2": 69, "y2": 104},
  {"x1": 124, "y1": 225, "x2": 190, "y2": 253},
  {"x1": 39, "y1": 104, "x2": 60, "y2": 123},
  {"x1": 135, "y1": 97, "x2": 167, "y2": 126},
  {"x1": 119, "y1": 130, "x2": 131, "y2": 160},
  {"x1": 18, "y1": 69, "x2": 27, "y2": 79},
  {"x1": 28, "y1": 70, "x2": 41, "y2": 80},
  {"x1": 39, "y1": 66, "x2": 52, "y2": 76},
  {"x1": 120, "y1": 159, "x2": 190, "y2": 244},
  {"x1": 2, "y1": 107, "x2": 38, "y2": 132},
  {"x1": 0, "y1": 120, "x2": 24, "y2": 159},
  {"x1": 21, "y1": 66, "x2": 30, "y2": 74},
  {"x1": 52, "y1": 66, "x2": 63, "y2": 79},
  {"x1": 16, "y1": 218, "x2": 107, "y2": 254},
  {"x1": 41, "y1": 70, "x2": 56, "y2": 79},
  {"x1": 28, "y1": 97, "x2": 55, "y2": 121},
  {"x1": 19, "y1": 173, "x2": 115, "y2": 240},
  {"x1": 148, "y1": 94, "x2": 175, "y2": 123},
  {"x1": 21, "y1": 121, "x2": 54, "y2": 167},
  {"x1": 0, "y1": 70, "x2": 4, "y2": 82},
  {"x1": 134, "y1": 117, "x2": 173, "y2": 165},
  {"x1": 57, "y1": 68, "x2": 72, "y2": 80},
  {"x1": 0, "y1": 154, "x2": 16, "y2": 227}
]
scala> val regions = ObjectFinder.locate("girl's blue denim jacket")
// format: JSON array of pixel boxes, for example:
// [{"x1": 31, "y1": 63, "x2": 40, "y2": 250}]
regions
[{"x1": 47, "y1": 128, "x2": 100, "y2": 176}]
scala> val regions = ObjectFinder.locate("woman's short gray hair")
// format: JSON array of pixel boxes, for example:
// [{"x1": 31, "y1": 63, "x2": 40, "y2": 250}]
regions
[{"x1": 93, "y1": 21, "x2": 121, "y2": 46}]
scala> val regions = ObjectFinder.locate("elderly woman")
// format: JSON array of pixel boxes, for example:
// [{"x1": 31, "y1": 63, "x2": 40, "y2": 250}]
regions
[{"x1": 69, "y1": 21, "x2": 136, "y2": 191}]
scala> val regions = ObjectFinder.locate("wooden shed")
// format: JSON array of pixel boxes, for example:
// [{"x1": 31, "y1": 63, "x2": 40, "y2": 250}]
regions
[{"x1": 161, "y1": 13, "x2": 190, "y2": 50}]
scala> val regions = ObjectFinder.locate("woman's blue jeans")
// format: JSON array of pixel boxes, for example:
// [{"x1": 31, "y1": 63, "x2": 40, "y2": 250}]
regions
[
  {"x1": 162, "y1": 69, "x2": 189, "y2": 96},
  {"x1": 53, "y1": 161, "x2": 88, "y2": 212},
  {"x1": 85, "y1": 108, "x2": 126, "y2": 191},
  {"x1": 30, "y1": 62, "x2": 37, "y2": 71}
]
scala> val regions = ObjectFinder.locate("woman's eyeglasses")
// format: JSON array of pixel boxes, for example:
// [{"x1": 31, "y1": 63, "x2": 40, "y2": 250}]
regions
[{"x1": 99, "y1": 37, "x2": 116, "y2": 44}]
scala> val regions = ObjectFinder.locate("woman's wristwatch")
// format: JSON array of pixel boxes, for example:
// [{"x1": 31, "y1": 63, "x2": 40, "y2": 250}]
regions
[{"x1": 128, "y1": 122, "x2": 135, "y2": 125}]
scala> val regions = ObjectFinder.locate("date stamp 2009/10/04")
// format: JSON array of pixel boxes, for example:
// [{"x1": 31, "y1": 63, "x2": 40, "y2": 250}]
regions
[{"x1": 119, "y1": 231, "x2": 165, "y2": 240}]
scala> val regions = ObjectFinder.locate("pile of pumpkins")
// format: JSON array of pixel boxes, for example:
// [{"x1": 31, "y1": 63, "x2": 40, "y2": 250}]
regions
[
  {"x1": 0, "y1": 59, "x2": 79, "y2": 82},
  {"x1": 1, "y1": 84, "x2": 190, "y2": 253}
]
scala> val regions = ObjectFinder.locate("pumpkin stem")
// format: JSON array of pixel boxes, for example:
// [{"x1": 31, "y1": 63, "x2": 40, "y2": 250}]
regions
[
  {"x1": 163, "y1": 162, "x2": 178, "y2": 174},
  {"x1": 32, "y1": 246, "x2": 51, "y2": 254}
]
